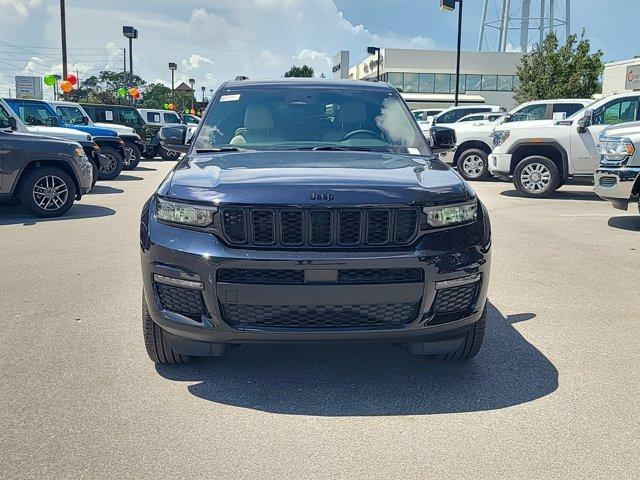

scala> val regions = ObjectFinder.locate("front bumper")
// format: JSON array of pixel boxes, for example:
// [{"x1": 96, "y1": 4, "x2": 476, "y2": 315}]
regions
[
  {"x1": 120, "y1": 135, "x2": 145, "y2": 153},
  {"x1": 488, "y1": 153, "x2": 512, "y2": 180},
  {"x1": 594, "y1": 166, "x2": 640, "y2": 210},
  {"x1": 140, "y1": 200, "x2": 491, "y2": 356}
]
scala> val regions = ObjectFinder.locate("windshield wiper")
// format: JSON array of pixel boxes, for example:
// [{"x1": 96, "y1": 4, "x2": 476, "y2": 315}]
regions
[
  {"x1": 195, "y1": 147, "x2": 250, "y2": 153},
  {"x1": 287, "y1": 146, "x2": 374, "y2": 152}
]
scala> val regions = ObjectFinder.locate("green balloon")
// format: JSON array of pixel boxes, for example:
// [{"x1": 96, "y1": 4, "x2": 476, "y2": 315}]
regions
[
  {"x1": 184, "y1": 108, "x2": 190, "y2": 114},
  {"x1": 117, "y1": 87, "x2": 127, "y2": 97},
  {"x1": 164, "y1": 103, "x2": 169, "y2": 109},
  {"x1": 43, "y1": 74, "x2": 56, "y2": 87}
]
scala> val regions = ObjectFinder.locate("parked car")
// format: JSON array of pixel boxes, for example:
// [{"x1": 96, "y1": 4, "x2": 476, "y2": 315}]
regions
[
  {"x1": 0, "y1": 107, "x2": 93, "y2": 217},
  {"x1": 594, "y1": 122, "x2": 640, "y2": 213},
  {"x1": 425, "y1": 104, "x2": 503, "y2": 128},
  {"x1": 0, "y1": 98, "x2": 100, "y2": 186},
  {"x1": 142, "y1": 78, "x2": 490, "y2": 364},
  {"x1": 412, "y1": 108, "x2": 444, "y2": 122},
  {"x1": 490, "y1": 92, "x2": 640, "y2": 197},
  {"x1": 181, "y1": 113, "x2": 201, "y2": 125},
  {"x1": 443, "y1": 99, "x2": 595, "y2": 181},
  {"x1": 50, "y1": 100, "x2": 144, "y2": 170},
  {"x1": 3, "y1": 98, "x2": 125, "y2": 180},
  {"x1": 456, "y1": 112, "x2": 504, "y2": 124},
  {"x1": 136, "y1": 108, "x2": 183, "y2": 161},
  {"x1": 81, "y1": 103, "x2": 167, "y2": 161}
]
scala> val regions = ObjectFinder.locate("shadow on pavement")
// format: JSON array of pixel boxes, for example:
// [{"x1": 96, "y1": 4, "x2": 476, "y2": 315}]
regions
[
  {"x1": 500, "y1": 189, "x2": 602, "y2": 201},
  {"x1": 134, "y1": 166, "x2": 157, "y2": 172},
  {"x1": 112, "y1": 174, "x2": 143, "y2": 181},
  {"x1": 608, "y1": 215, "x2": 640, "y2": 232},
  {"x1": 0, "y1": 204, "x2": 115, "y2": 226},
  {"x1": 156, "y1": 302, "x2": 558, "y2": 416},
  {"x1": 88, "y1": 185, "x2": 124, "y2": 195}
]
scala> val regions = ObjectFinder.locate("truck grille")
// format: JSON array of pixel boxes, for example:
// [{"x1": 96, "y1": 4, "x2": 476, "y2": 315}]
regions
[
  {"x1": 156, "y1": 284, "x2": 204, "y2": 320},
  {"x1": 217, "y1": 268, "x2": 423, "y2": 285},
  {"x1": 221, "y1": 303, "x2": 419, "y2": 328},
  {"x1": 220, "y1": 207, "x2": 420, "y2": 248}
]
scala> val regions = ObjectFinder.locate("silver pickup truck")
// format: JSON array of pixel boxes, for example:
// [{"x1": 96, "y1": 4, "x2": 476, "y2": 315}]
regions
[{"x1": 594, "y1": 122, "x2": 640, "y2": 213}]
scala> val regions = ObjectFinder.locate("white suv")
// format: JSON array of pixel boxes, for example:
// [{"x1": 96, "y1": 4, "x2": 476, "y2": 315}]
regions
[
  {"x1": 443, "y1": 99, "x2": 592, "y2": 181},
  {"x1": 490, "y1": 93, "x2": 640, "y2": 197}
]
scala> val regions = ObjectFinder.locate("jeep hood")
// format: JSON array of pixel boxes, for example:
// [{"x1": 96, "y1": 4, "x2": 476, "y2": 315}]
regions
[
  {"x1": 160, "y1": 150, "x2": 475, "y2": 206},
  {"x1": 71, "y1": 124, "x2": 118, "y2": 137},
  {"x1": 496, "y1": 119, "x2": 558, "y2": 131},
  {"x1": 94, "y1": 122, "x2": 136, "y2": 136},
  {"x1": 28, "y1": 126, "x2": 91, "y2": 142}
]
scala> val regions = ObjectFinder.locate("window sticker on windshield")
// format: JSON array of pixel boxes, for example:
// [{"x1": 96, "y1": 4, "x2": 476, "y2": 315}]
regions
[
  {"x1": 105, "y1": 111, "x2": 113, "y2": 121},
  {"x1": 407, "y1": 148, "x2": 420, "y2": 155},
  {"x1": 220, "y1": 94, "x2": 241, "y2": 102}
]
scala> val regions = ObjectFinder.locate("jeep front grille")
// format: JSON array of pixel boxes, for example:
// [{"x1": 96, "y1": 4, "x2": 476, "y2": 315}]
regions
[{"x1": 220, "y1": 207, "x2": 420, "y2": 248}]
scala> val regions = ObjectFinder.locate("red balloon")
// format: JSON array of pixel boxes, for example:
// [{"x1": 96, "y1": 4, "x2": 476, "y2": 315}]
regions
[{"x1": 67, "y1": 74, "x2": 77, "y2": 86}]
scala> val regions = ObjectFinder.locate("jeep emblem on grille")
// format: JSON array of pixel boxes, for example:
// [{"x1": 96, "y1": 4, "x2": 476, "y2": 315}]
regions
[{"x1": 309, "y1": 193, "x2": 334, "y2": 201}]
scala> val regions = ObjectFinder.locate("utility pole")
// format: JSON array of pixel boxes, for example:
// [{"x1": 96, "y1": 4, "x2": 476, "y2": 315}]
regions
[
  {"x1": 123, "y1": 26, "x2": 138, "y2": 105},
  {"x1": 168, "y1": 62, "x2": 177, "y2": 102},
  {"x1": 60, "y1": 0, "x2": 68, "y2": 81},
  {"x1": 201, "y1": 86, "x2": 206, "y2": 103},
  {"x1": 454, "y1": 0, "x2": 463, "y2": 106}
]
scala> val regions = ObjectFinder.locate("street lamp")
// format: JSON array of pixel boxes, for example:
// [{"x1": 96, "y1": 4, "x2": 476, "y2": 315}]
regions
[
  {"x1": 168, "y1": 62, "x2": 177, "y2": 100},
  {"x1": 189, "y1": 78, "x2": 195, "y2": 111},
  {"x1": 123, "y1": 26, "x2": 138, "y2": 105},
  {"x1": 201, "y1": 86, "x2": 206, "y2": 103},
  {"x1": 440, "y1": 0, "x2": 463, "y2": 106},
  {"x1": 367, "y1": 46, "x2": 381, "y2": 81}
]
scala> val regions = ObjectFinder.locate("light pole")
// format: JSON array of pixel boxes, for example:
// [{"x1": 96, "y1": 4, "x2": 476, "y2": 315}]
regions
[
  {"x1": 440, "y1": 0, "x2": 463, "y2": 106},
  {"x1": 367, "y1": 46, "x2": 381, "y2": 81},
  {"x1": 201, "y1": 86, "x2": 206, "y2": 103},
  {"x1": 60, "y1": 0, "x2": 68, "y2": 81},
  {"x1": 122, "y1": 26, "x2": 138, "y2": 105},
  {"x1": 168, "y1": 62, "x2": 177, "y2": 101},
  {"x1": 189, "y1": 78, "x2": 195, "y2": 111}
]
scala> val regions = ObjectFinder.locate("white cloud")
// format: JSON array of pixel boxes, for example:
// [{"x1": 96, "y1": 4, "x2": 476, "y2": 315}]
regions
[{"x1": 182, "y1": 54, "x2": 214, "y2": 71}]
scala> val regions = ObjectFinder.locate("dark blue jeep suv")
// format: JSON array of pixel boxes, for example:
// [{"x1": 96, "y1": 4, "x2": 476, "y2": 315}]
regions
[{"x1": 140, "y1": 79, "x2": 491, "y2": 364}]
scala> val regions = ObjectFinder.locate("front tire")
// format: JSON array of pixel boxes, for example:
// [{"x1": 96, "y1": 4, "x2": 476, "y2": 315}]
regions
[
  {"x1": 142, "y1": 146, "x2": 157, "y2": 160},
  {"x1": 142, "y1": 294, "x2": 190, "y2": 364},
  {"x1": 20, "y1": 166, "x2": 76, "y2": 217},
  {"x1": 122, "y1": 142, "x2": 141, "y2": 170},
  {"x1": 435, "y1": 308, "x2": 487, "y2": 361},
  {"x1": 457, "y1": 149, "x2": 489, "y2": 181},
  {"x1": 159, "y1": 146, "x2": 181, "y2": 161},
  {"x1": 513, "y1": 156, "x2": 560, "y2": 198},
  {"x1": 97, "y1": 146, "x2": 124, "y2": 180}
]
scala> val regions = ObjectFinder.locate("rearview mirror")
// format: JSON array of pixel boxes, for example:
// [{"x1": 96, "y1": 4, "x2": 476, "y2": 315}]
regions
[
  {"x1": 159, "y1": 124, "x2": 189, "y2": 154},
  {"x1": 8, "y1": 116, "x2": 17, "y2": 131},
  {"x1": 577, "y1": 109, "x2": 593, "y2": 133},
  {"x1": 430, "y1": 126, "x2": 456, "y2": 154}
]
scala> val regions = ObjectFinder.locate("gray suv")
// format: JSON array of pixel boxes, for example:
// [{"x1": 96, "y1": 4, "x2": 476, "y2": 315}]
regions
[{"x1": 0, "y1": 107, "x2": 93, "y2": 217}]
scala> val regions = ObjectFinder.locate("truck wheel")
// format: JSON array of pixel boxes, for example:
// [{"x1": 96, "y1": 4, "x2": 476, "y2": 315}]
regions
[
  {"x1": 142, "y1": 146, "x2": 157, "y2": 159},
  {"x1": 159, "y1": 147, "x2": 181, "y2": 161},
  {"x1": 89, "y1": 159, "x2": 99, "y2": 187},
  {"x1": 513, "y1": 156, "x2": 560, "y2": 198},
  {"x1": 122, "y1": 142, "x2": 141, "y2": 170},
  {"x1": 142, "y1": 293, "x2": 190, "y2": 364},
  {"x1": 20, "y1": 166, "x2": 76, "y2": 218},
  {"x1": 97, "y1": 147, "x2": 124, "y2": 180},
  {"x1": 457, "y1": 149, "x2": 489, "y2": 181}
]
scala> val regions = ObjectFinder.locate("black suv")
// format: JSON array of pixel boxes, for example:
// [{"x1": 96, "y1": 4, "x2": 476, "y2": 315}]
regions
[
  {"x1": 140, "y1": 79, "x2": 491, "y2": 364},
  {"x1": 0, "y1": 112, "x2": 93, "y2": 217}
]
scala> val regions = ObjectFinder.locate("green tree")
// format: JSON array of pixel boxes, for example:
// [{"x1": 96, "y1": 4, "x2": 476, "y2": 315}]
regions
[
  {"x1": 284, "y1": 65, "x2": 314, "y2": 78},
  {"x1": 139, "y1": 83, "x2": 172, "y2": 108},
  {"x1": 514, "y1": 31, "x2": 604, "y2": 103}
]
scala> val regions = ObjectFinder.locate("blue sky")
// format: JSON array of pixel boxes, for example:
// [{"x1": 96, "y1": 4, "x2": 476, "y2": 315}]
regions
[{"x1": 0, "y1": 0, "x2": 635, "y2": 97}]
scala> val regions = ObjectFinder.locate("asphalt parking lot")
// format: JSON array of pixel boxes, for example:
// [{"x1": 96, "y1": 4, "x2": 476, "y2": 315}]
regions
[{"x1": 1, "y1": 160, "x2": 639, "y2": 479}]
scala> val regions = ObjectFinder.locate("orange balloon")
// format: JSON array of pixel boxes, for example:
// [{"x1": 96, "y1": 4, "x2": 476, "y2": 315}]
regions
[
  {"x1": 60, "y1": 80, "x2": 73, "y2": 93},
  {"x1": 128, "y1": 87, "x2": 139, "y2": 97}
]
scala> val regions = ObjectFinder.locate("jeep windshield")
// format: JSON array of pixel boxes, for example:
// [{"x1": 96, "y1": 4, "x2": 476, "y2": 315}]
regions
[
  {"x1": 193, "y1": 86, "x2": 431, "y2": 156},
  {"x1": 56, "y1": 105, "x2": 87, "y2": 125}
]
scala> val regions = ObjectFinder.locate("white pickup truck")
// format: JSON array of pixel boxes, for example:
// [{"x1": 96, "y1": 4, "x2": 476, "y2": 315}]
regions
[
  {"x1": 489, "y1": 92, "x2": 640, "y2": 197},
  {"x1": 442, "y1": 99, "x2": 592, "y2": 181}
]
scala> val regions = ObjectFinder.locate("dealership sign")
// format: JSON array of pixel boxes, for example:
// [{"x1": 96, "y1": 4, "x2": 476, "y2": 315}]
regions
[
  {"x1": 332, "y1": 51, "x2": 349, "y2": 79},
  {"x1": 626, "y1": 66, "x2": 640, "y2": 91},
  {"x1": 15, "y1": 76, "x2": 43, "y2": 99}
]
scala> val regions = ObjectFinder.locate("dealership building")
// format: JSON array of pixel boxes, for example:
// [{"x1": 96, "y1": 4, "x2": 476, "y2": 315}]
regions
[{"x1": 338, "y1": 48, "x2": 523, "y2": 110}]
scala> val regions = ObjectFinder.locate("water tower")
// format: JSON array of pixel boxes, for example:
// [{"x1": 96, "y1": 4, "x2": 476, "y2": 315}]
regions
[{"x1": 478, "y1": 0, "x2": 571, "y2": 52}]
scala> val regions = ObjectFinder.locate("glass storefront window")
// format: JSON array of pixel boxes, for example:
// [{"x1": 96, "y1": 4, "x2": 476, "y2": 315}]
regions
[
  {"x1": 449, "y1": 74, "x2": 466, "y2": 93},
  {"x1": 435, "y1": 74, "x2": 451, "y2": 93},
  {"x1": 497, "y1": 75, "x2": 513, "y2": 91},
  {"x1": 481, "y1": 75, "x2": 497, "y2": 91},
  {"x1": 387, "y1": 73, "x2": 404, "y2": 92},
  {"x1": 403, "y1": 73, "x2": 419, "y2": 93},
  {"x1": 418, "y1": 73, "x2": 435, "y2": 93},
  {"x1": 465, "y1": 74, "x2": 482, "y2": 91}
]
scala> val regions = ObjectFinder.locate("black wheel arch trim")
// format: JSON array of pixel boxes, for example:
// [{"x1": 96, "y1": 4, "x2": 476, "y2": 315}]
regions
[{"x1": 506, "y1": 139, "x2": 570, "y2": 181}]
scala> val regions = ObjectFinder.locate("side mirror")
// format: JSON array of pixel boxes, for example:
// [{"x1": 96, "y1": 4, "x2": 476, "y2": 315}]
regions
[
  {"x1": 429, "y1": 115, "x2": 437, "y2": 125},
  {"x1": 159, "y1": 124, "x2": 189, "y2": 153},
  {"x1": 503, "y1": 113, "x2": 513, "y2": 123},
  {"x1": 82, "y1": 116, "x2": 90, "y2": 125},
  {"x1": 577, "y1": 109, "x2": 593, "y2": 133},
  {"x1": 430, "y1": 126, "x2": 456, "y2": 154},
  {"x1": 8, "y1": 116, "x2": 18, "y2": 131},
  {"x1": 51, "y1": 116, "x2": 60, "y2": 127}
]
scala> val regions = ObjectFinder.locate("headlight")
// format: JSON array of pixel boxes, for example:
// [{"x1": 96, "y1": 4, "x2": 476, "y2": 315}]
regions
[
  {"x1": 86, "y1": 135, "x2": 92, "y2": 141},
  {"x1": 599, "y1": 136, "x2": 635, "y2": 162},
  {"x1": 492, "y1": 130, "x2": 510, "y2": 147},
  {"x1": 72, "y1": 146, "x2": 87, "y2": 165},
  {"x1": 424, "y1": 200, "x2": 478, "y2": 228},
  {"x1": 117, "y1": 138, "x2": 125, "y2": 145},
  {"x1": 74, "y1": 147, "x2": 85, "y2": 158},
  {"x1": 155, "y1": 197, "x2": 217, "y2": 227}
]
